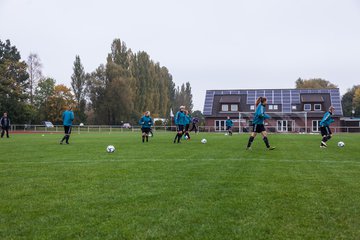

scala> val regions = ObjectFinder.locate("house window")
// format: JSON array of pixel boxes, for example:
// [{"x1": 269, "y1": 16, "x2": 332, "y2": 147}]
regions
[
  {"x1": 273, "y1": 105, "x2": 278, "y2": 110},
  {"x1": 215, "y1": 120, "x2": 226, "y2": 131},
  {"x1": 314, "y1": 104, "x2": 322, "y2": 111},
  {"x1": 231, "y1": 104, "x2": 238, "y2": 111},
  {"x1": 277, "y1": 120, "x2": 294, "y2": 132},
  {"x1": 221, "y1": 104, "x2": 228, "y2": 111},
  {"x1": 250, "y1": 105, "x2": 255, "y2": 110},
  {"x1": 312, "y1": 120, "x2": 321, "y2": 132},
  {"x1": 304, "y1": 104, "x2": 311, "y2": 111},
  {"x1": 269, "y1": 105, "x2": 273, "y2": 110},
  {"x1": 292, "y1": 105, "x2": 297, "y2": 110}
]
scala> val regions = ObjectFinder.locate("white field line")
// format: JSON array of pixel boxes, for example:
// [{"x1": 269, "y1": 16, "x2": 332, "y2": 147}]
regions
[{"x1": 0, "y1": 158, "x2": 360, "y2": 165}]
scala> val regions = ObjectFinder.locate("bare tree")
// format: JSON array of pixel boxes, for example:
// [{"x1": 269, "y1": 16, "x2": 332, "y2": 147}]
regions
[{"x1": 27, "y1": 53, "x2": 42, "y2": 105}]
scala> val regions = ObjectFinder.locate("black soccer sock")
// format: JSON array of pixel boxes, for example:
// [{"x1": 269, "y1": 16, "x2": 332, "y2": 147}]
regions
[
  {"x1": 247, "y1": 136, "x2": 254, "y2": 148},
  {"x1": 322, "y1": 136, "x2": 328, "y2": 142},
  {"x1": 174, "y1": 134, "x2": 178, "y2": 143},
  {"x1": 327, "y1": 135, "x2": 332, "y2": 141},
  {"x1": 61, "y1": 135, "x2": 66, "y2": 143},
  {"x1": 66, "y1": 135, "x2": 70, "y2": 143},
  {"x1": 263, "y1": 137, "x2": 270, "y2": 148},
  {"x1": 146, "y1": 136, "x2": 148, "y2": 142},
  {"x1": 142, "y1": 136, "x2": 145, "y2": 142},
  {"x1": 178, "y1": 133, "x2": 182, "y2": 143}
]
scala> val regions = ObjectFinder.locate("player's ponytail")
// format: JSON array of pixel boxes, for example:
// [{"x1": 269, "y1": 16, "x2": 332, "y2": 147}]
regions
[{"x1": 255, "y1": 96, "x2": 267, "y2": 107}]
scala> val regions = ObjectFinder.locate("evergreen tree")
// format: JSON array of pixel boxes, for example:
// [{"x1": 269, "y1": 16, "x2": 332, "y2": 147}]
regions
[
  {"x1": 71, "y1": 55, "x2": 87, "y2": 123},
  {"x1": 0, "y1": 39, "x2": 30, "y2": 123}
]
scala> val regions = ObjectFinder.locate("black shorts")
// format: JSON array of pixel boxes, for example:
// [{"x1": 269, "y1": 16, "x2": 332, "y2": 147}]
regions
[
  {"x1": 177, "y1": 125, "x2": 184, "y2": 132},
  {"x1": 64, "y1": 126, "x2": 72, "y2": 134},
  {"x1": 185, "y1": 124, "x2": 190, "y2": 131},
  {"x1": 320, "y1": 126, "x2": 332, "y2": 136},
  {"x1": 252, "y1": 124, "x2": 266, "y2": 133},
  {"x1": 141, "y1": 128, "x2": 151, "y2": 134},
  {"x1": 226, "y1": 126, "x2": 232, "y2": 131}
]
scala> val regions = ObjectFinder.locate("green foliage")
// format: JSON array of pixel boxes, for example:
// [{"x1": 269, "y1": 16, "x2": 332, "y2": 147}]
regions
[
  {"x1": 71, "y1": 55, "x2": 87, "y2": 123},
  {"x1": 86, "y1": 38, "x2": 185, "y2": 125},
  {"x1": 35, "y1": 77, "x2": 56, "y2": 122},
  {"x1": 1, "y1": 133, "x2": 360, "y2": 239},
  {"x1": 341, "y1": 85, "x2": 360, "y2": 117},
  {"x1": 295, "y1": 78, "x2": 337, "y2": 89},
  {"x1": 0, "y1": 39, "x2": 30, "y2": 123}
]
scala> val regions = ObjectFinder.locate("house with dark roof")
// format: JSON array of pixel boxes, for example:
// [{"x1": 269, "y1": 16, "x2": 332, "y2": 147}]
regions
[{"x1": 203, "y1": 88, "x2": 343, "y2": 133}]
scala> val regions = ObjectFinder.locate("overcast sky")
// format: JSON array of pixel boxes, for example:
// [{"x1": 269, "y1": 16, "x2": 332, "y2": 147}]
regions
[{"x1": 1, "y1": 0, "x2": 360, "y2": 111}]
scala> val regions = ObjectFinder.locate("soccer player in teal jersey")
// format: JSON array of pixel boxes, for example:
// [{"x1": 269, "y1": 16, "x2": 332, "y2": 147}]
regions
[
  {"x1": 174, "y1": 106, "x2": 186, "y2": 143},
  {"x1": 139, "y1": 111, "x2": 153, "y2": 143},
  {"x1": 184, "y1": 110, "x2": 191, "y2": 140},
  {"x1": 60, "y1": 106, "x2": 74, "y2": 144},
  {"x1": 320, "y1": 106, "x2": 335, "y2": 148},
  {"x1": 226, "y1": 116, "x2": 233, "y2": 136},
  {"x1": 246, "y1": 97, "x2": 275, "y2": 150}
]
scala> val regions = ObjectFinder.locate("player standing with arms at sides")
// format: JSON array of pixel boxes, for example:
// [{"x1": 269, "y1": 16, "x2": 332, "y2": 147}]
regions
[
  {"x1": 246, "y1": 97, "x2": 275, "y2": 150},
  {"x1": 0, "y1": 112, "x2": 11, "y2": 138},
  {"x1": 60, "y1": 106, "x2": 74, "y2": 144},
  {"x1": 174, "y1": 106, "x2": 186, "y2": 143},
  {"x1": 320, "y1": 106, "x2": 335, "y2": 148},
  {"x1": 139, "y1": 111, "x2": 153, "y2": 143},
  {"x1": 226, "y1": 116, "x2": 233, "y2": 136},
  {"x1": 189, "y1": 116, "x2": 199, "y2": 133},
  {"x1": 184, "y1": 110, "x2": 191, "y2": 140}
]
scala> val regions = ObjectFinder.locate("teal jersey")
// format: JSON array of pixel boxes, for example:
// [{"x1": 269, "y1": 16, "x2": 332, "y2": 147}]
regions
[
  {"x1": 139, "y1": 115, "x2": 153, "y2": 129},
  {"x1": 185, "y1": 115, "x2": 191, "y2": 125},
  {"x1": 253, "y1": 104, "x2": 270, "y2": 125},
  {"x1": 62, "y1": 110, "x2": 74, "y2": 126},
  {"x1": 320, "y1": 112, "x2": 334, "y2": 127},
  {"x1": 226, "y1": 119, "x2": 233, "y2": 127},
  {"x1": 175, "y1": 111, "x2": 186, "y2": 125}
]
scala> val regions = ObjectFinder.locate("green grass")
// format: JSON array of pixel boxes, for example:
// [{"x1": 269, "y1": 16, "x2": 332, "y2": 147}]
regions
[{"x1": 1, "y1": 132, "x2": 360, "y2": 239}]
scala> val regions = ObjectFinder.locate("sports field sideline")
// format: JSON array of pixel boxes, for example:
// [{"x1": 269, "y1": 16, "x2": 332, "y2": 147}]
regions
[{"x1": 1, "y1": 132, "x2": 360, "y2": 239}]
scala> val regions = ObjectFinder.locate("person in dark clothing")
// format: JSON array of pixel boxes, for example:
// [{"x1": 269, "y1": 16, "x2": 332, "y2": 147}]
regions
[
  {"x1": 189, "y1": 116, "x2": 199, "y2": 133},
  {"x1": 0, "y1": 112, "x2": 11, "y2": 138}
]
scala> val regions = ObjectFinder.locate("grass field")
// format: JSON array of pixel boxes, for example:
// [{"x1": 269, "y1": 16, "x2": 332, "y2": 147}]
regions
[{"x1": 1, "y1": 132, "x2": 360, "y2": 239}]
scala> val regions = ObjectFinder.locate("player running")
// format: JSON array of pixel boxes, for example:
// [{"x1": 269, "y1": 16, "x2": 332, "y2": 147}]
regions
[
  {"x1": 184, "y1": 110, "x2": 191, "y2": 140},
  {"x1": 320, "y1": 106, "x2": 335, "y2": 148},
  {"x1": 173, "y1": 106, "x2": 186, "y2": 143},
  {"x1": 139, "y1": 111, "x2": 153, "y2": 143},
  {"x1": 226, "y1": 116, "x2": 233, "y2": 136},
  {"x1": 246, "y1": 97, "x2": 275, "y2": 150}
]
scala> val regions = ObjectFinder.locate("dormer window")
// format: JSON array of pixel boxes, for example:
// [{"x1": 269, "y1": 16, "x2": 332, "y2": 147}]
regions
[
  {"x1": 222, "y1": 104, "x2": 229, "y2": 111},
  {"x1": 314, "y1": 104, "x2": 322, "y2": 111},
  {"x1": 231, "y1": 104, "x2": 238, "y2": 111},
  {"x1": 304, "y1": 104, "x2": 311, "y2": 111}
]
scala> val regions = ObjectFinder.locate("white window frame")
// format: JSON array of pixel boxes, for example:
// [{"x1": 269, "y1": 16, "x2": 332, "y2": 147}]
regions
[
  {"x1": 221, "y1": 104, "x2": 229, "y2": 112},
  {"x1": 215, "y1": 120, "x2": 226, "y2": 132},
  {"x1": 250, "y1": 105, "x2": 255, "y2": 110},
  {"x1": 230, "y1": 104, "x2": 238, "y2": 112},
  {"x1": 312, "y1": 120, "x2": 321, "y2": 132},
  {"x1": 269, "y1": 105, "x2": 273, "y2": 110},
  {"x1": 314, "y1": 104, "x2": 322, "y2": 111},
  {"x1": 304, "y1": 104, "x2": 311, "y2": 111},
  {"x1": 292, "y1": 105, "x2": 297, "y2": 110},
  {"x1": 273, "y1": 105, "x2": 278, "y2": 110},
  {"x1": 277, "y1": 120, "x2": 294, "y2": 132}
]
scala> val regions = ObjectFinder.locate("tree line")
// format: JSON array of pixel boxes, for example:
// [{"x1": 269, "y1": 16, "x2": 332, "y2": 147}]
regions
[{"x1": 0, "y1": 39, "x2": 193, "y2": 125}]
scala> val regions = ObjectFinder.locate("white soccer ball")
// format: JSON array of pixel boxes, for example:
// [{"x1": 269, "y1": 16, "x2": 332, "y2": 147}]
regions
[
  {"x1": 106, "y1": 145, "x2": 116, "y2": 153},
  {"x1": 201, "y1": 138, "x2": 207, "y2": 144},
  {"x1": 184, "y1": 135, "x2": 188, "y2": 140},
  {"x1": 79, "y1": 123, "x2": 84, "y2": 127},
  {"x1": 337, "y1": 141, "x2": 345, "y2": 147}
]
